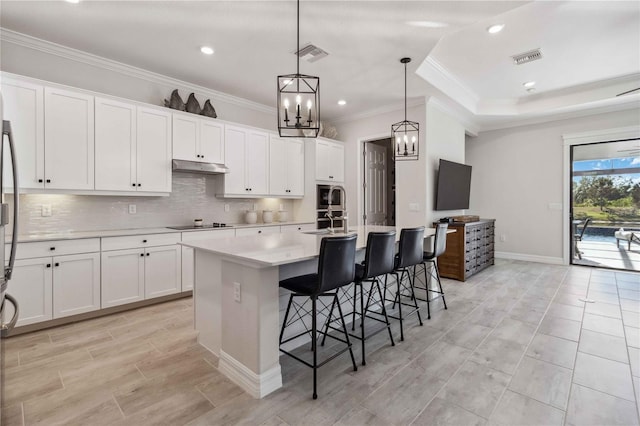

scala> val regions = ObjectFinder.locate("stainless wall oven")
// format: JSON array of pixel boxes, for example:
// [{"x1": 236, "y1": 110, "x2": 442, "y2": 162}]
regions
[{"x1": 316, "y1": 185, "x2": 344, "y2": 229}]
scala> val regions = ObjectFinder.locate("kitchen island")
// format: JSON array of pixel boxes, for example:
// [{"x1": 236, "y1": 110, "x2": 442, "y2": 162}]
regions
[{"x1": 181, "y1": 225, "x2": 442, "y2": 398}]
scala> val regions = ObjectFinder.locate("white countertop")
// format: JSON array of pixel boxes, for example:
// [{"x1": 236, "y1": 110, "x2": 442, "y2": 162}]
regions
[
  {"x1": 6, "y1": 221, "x2": 315, "y2": 243},
  {"x1": 180, "y1": 225, "x2": 442, "y2": 267}
]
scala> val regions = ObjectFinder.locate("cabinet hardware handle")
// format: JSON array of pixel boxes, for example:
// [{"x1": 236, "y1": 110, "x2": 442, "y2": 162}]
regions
[
  {"x1": 38, "y1": 179, "x2": 43, "y2": 183},
  {"x1": 54, "y1": 263, "x2": 59, "y2": 267},
  {"x1": 138, "y1": 183, "x2": 141, "y2": 187},
  {"x1": 258, "y1": 230, "x2": 262, "y2": 233},
  {"x1": 132, "y1": 183, "x2": 136, "y2": 187},
  {"x1": 146, "y1": 253, "x2": 150, "y2": 256},
  {"x1": 46, "y1": 179, "x2": 51, "y2": 183},
  {"x1": 201, "y1": 155, "x2": 204, "y2": 159},
  {"x1": 140, "y1": 253, "x2": 144, "y2": 257},
  {"x1": 50, "y1": 247, "x2": 55, "y2": 251},
  {"x1": 46, "y1": 263, "x2": 51, "y2": 268},
  {"x1": 142, "y1": 239, "x2": 147, "y2": 243}
]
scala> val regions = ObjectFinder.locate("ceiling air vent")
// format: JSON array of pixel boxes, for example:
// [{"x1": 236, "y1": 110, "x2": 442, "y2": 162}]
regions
[
  {"x1": 512, "y1": 49, "x2": 542, "y2": 65},
  {"x1": 295, "y1": 43, "x2": 329, "y2": 63}
]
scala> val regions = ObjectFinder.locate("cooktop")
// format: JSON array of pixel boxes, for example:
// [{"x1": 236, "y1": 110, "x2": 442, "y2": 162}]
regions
[{"x1": 167, "y1": 223, "x2": 232, "y2": 230}]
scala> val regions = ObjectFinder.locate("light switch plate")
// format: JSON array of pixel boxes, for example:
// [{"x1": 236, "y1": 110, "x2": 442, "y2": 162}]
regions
[
  {"x1": 224, "y1": 204, "x2": 230, "y2": 212},
  {"x1": 128, "y1": 204, "x2": 137, "y2": 214},
  {"x1": 409, "y1": 203, "x2": 420, "y2": 212}
]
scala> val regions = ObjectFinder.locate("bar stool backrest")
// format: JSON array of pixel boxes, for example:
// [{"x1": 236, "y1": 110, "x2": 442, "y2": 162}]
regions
[
  {"x1": 363, "y1": 231, "x2": 397, "y2": 279},
  {"x1": 396, "y1": 227, "x2": 425, "y2": 268},
  {"x1": 433, "y1": 223, "x2": 449, "y2": 257},
  {"x1": 316, "y1": 234, "x2": 358, "y2": 294}
]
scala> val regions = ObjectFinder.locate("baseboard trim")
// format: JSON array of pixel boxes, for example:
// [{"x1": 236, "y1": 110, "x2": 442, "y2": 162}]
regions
[
  {"x1": 218, "y1": 350, "x2": 282, "y2": 399},
  {"x1": 495, "y1": 251, "x2": 565, "y2": 265}
]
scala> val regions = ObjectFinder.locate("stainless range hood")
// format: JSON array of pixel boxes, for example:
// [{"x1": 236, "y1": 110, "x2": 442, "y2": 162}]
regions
[{"x1": 172, "y1": 159, "x2": 229, "y2": 175}]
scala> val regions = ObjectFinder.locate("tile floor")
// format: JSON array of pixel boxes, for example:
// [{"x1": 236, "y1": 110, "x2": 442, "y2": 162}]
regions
[{"x1": 2, "y1": 259, "x2": 639, "y2": 425}]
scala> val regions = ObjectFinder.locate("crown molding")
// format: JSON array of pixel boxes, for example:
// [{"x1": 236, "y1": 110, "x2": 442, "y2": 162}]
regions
[
  {"x1": 331, "y1": 98, "x2": 425, "y2": 126},
  {"x1": 0, "y1": 28, "x2": 276, "y2": 116},
  {"x1": 562, "y1": 124, "x2": 640, "y2": 146},
  {"x1": 427, "y1": 96, "x2": 480, "y2": 136},
  {"x1": 416, "y1": 56, "x2": 479, "y2": 114}
]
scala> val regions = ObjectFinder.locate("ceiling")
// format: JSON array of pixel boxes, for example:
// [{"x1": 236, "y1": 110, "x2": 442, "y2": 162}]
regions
[{"x1": 0, "y1": 1, "x2": 638, "y2": 132}]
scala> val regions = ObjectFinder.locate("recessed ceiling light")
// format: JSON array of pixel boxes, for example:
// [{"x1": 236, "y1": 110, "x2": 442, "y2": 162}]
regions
[
  {"x1": 523, "y1": 81, "x2": 536, "y2": 88},
  {"x1": 200, "y1": 46, "x2": 214, "y2": 55},
  {"x1": 65, "y1": 0, "x2": 80, "y2": 3},
  {"x1": 526, "y1": 87, "x2": 537, "y2": 93},
  {"x1": 406, "y1": 21, "x2": 449, "y2": 29},
  {"x1": 487, "y1": 24, "x2": 505, "y2": 34},
  {"x1": 337, "y1": 100, "x2": 347, "y2": 106}
]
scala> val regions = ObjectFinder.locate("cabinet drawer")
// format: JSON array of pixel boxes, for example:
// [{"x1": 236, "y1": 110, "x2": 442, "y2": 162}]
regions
[
  {"x1": 9, "y1": 238, "x2": 100, "y2": 260},
  {"x1": 181, "y1": 229, "x2": 235, "y2": 242},
  {"x1": 102, "y1": 233, "x2": 180, "y2": 251},
  {"x1": 280, "y1": 223, "x2": 315, "y2": 233},
  {"x1": 235, "y1": 226, "x2": 281, "y2": 237}
]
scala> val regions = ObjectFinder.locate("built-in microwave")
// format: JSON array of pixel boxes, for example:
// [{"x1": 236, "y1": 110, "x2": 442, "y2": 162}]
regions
[
  {"x1": 317, "y1": 185, "x2": 343, "y2": 209},
  {"x1": 317, "y1": 210, "x2": 344, "y2": 229}
]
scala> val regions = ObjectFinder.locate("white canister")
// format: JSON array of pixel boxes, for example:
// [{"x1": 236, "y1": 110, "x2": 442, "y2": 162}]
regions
[
  {"x1": 277, "y1": 210, "x2": 289, "y2": 222},
  {"x1": 262, "y1": 210, "x2": 273, "y2": 224},
  {"x1": 245, "y1": 210, "x2": 257, "y2": 224}
]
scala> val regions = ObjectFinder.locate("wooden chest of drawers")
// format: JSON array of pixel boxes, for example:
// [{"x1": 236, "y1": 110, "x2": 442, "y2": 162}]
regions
[{"x1": 435, "y1": 219, "x2": 495, "y2": 281}]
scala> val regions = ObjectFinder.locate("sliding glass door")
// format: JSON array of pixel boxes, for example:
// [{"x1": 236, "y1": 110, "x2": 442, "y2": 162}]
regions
[{"x1": 570, "y1": 139, "x2": 640, "y2": 271}]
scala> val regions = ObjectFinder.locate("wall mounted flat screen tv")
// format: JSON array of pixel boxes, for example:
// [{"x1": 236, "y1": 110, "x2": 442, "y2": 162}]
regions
[{"x1": 435, "y1": 159, "x2": 472, "y2": 210}]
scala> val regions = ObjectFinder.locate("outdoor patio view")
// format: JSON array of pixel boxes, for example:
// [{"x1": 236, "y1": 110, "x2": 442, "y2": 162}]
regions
[{"x1": 572, "y1": 140, "x2": 640, "y2": 271}]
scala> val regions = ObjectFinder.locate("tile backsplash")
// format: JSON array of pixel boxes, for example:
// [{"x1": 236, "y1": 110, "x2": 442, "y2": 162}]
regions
[{"x1": 7, "y1": 173, "x2": 296, "y2": 235}]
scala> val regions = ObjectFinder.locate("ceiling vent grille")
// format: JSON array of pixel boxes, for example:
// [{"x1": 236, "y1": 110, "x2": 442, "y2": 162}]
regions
[
  {"x1": 512, "y1": 49, "x2": 542, "y2": 65},
  {"x1": 295, "y1": 43, "x2": 328, "y2": 63}
]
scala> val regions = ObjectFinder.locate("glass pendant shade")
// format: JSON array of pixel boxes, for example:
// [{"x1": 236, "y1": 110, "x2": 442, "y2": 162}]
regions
[
  {"x1": 392, "y1": 57, "x2": 419, "y2": 161},
  {"x1": 277, "y1": 0, "x2": 320, "y2": 138}
]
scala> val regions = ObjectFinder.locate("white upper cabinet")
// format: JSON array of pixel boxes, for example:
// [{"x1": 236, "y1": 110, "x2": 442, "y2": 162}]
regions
[
  {"x1": 136, "y1": 106, "x2": 172, "y2": 193},
  {"x1": 1, "y1": 78, "x2": 45, "y2": 189},
  {"x1": 44, "y1": 87, "x2": 95, "y2": 190},
  {"x1": 315, "y1": 138, "x2": 344, "y2": 183},
  {"x1": 172, "y1": 112, "x2": 224, "y2": 163},
  {"x1": 269, "y1": 136, "x2": 304, "y2": 197},
  {"x1": 95, "y1": 100, "x2": 171, "y2": 193},
  {"x1": 220, "y1": 124, "x2": 269, "y2": 197},
  {"x1": 95, "y1": 97, "x2": 136, "y2": 191}
]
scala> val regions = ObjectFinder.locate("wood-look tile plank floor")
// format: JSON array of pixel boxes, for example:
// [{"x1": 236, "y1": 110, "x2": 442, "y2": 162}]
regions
[{"x1": 2, "y1": 259, "x2": 640, "y2": 425}]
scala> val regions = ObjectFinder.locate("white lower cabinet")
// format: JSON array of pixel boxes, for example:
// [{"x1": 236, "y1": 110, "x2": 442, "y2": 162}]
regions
[
  {"x1": 53, "y1": 252, "x2": 101, "y2": 318},
  {"x1": 235, "y1": 226, "x2": 281, "y2": 237},
  {"x1": 280, "y1": 223, "x2": 316, "y2": 233},
  {"x1": 9, "y1": 258, "x2": 53, "y2": 327},
  {"x1": 101, "y1": 248, "x2": 145, "y2": 308},
  {"x1": 144, "y1": 245, "x2": 181, "y2": 299}
]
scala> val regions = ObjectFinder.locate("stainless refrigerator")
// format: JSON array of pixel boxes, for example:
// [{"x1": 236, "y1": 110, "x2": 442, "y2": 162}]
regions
[{"x1": 0, "y1": 91, "x2": 20, "y2": 424}]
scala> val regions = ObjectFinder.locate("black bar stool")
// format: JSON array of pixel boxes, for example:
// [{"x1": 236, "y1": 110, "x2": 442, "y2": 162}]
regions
[
  {"x1": 279, "y1": 234, "x2": 358, "y2": 400},
  {"x1": 386, "y1": 227, "x2": 424, "y2": 341},
  {"x1": 414, "y1": 223, "x2": 448, "y2": 319},
  {"x1": 322, "y1": 231, "x2": 396, "y2": 366}
]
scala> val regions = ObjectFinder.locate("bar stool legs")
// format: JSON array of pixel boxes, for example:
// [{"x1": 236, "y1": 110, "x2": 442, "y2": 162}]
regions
[{"x1": 388, "y1": 268, "x2": 423, "y2": 341}]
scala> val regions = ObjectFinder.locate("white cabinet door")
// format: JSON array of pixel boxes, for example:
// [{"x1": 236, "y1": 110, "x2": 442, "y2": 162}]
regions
[
  {"x1": 137, "y1": 106, "x2": 172, "y2": 193},
  {"x1": 94, "y1": 97, "x2": 136, "y2": 191},
  {"x1": 1, "y1": 79, "x2": 45, "y2": 189},
  {"x1": 199, "y1": 119, "x2": 224, "y2": 164},
  {"x1": 181, "y1": 229, "x2": 234, "y2": 291},
  {"x1": 246, "y1": 130, "x2": 269, "y2": 195},
  {"x1": 9, "y1": 258, "x2": 53, "y2": 326},
  {"x1": 44, "y1": 87, "x2": 94, "y2": 190},
  {"x1": 287, "y1": 139, "x2": 305, "y2": 196},
  {"x1": 315, "y1": 139, "x2": 330, "y2": 181},
  {"x1": 329, "y1": 142, "x2": 345, "y2": 182},
  {"x1": 144, "y1": 245, "x2": 181, "y2": 299},
  {"x1": 269, "y1": 136, "x2": 287, "y2": 196},
  {"x1": 172, "y1": 113, "x2": 198, "y2": 161},
  {"x1": 101, "y1": 248, "x2": 145, "y2": 308},
  {"x1": 224, "y1": 125, "x2": 248, "y2": 195},
  {"x1": 52, "y1": 252, "x2": 100, "y2": 318}
]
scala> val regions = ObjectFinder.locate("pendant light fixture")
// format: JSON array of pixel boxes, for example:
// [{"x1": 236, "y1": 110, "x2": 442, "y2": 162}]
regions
[
  {"x1": 392, "y1": 57, "x2": 419, "y2": 161},
  {"x1": 277, "y1": 0, "x2": 320, "y2": 138}
]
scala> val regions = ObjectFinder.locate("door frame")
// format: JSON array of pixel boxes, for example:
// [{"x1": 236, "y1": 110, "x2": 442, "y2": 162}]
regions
[
  {"x1": 362, "y1": 137, "x2": 395, "y2": 226},
  {"x1": 562, "y1": 125, "x2": 640, "y2": 265},
  {"x1": 356, "y1": 132, "x2": 392, "y2": 227}
]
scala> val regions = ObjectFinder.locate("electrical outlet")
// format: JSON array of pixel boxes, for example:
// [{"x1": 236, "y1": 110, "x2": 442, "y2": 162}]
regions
[
  {"x1": 233, "y1": 282, "x2": 241, "y2": 303},
  {"x1": 279, "y1": 204, "x2": 284, "y2": 211},
  {"x1": 224, "y1": 204, "x2": 230, "y2": 212},
  {"x1": 253, "y1": 203, "x2": 258, "y2": 211},
  {"x1": 128, "y1": 204, "x2": 137, "y2": 214},
  {"x1": 41, "y1": 204, "x2": 52, "y2": 217},
  {"x1": 409, "y1": 203, "x2": 419, "y2": 212},
  {"x1": 500, "y1": 234, "x2": 507, "y2": 242}
]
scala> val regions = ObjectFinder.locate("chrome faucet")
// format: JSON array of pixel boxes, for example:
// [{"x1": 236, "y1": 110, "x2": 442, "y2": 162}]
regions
[{"x1": 327, "y1": 185, "x2": 348, "y2": 234}]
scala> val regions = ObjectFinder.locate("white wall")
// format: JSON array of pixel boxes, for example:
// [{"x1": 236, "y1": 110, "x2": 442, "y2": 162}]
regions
[
  {"x1": 425, "y1": 100, "x2": 466, "y2": 225},
  {"x1": 466, "y1": 108, "x2": 640, "y2": 263}
]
